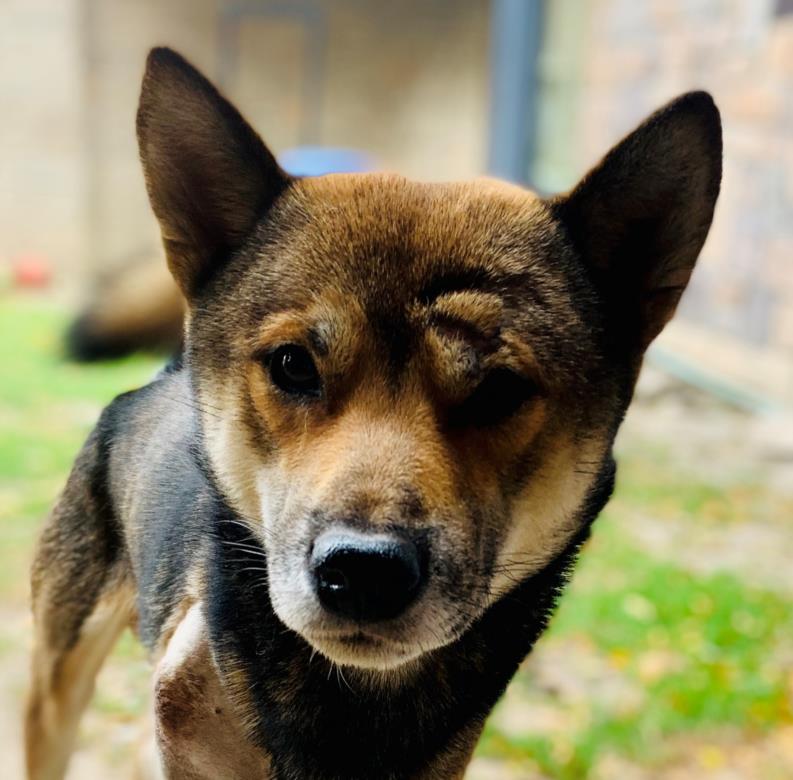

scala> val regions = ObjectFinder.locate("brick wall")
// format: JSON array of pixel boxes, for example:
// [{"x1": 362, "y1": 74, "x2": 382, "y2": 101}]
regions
[{"x1": 537, "y1": 0, "x2": 793, "y2": 403}]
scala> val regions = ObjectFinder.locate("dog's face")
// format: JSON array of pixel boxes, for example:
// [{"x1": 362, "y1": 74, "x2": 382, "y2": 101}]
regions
[
  {"x1": 138, "y1": 49, "x2": 721, "y2": 670},
  {"x1": 191, "y1": 176, "x2": 615, "y2": 671}
]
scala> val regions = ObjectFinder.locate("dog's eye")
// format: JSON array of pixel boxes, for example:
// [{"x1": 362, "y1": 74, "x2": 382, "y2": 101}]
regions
[
  {"x1": 267, "y1": 344, "x2": 321, "y2": 397},
  {"x1": 449, "y1": 368, "x2": 537, "y2": 428}
]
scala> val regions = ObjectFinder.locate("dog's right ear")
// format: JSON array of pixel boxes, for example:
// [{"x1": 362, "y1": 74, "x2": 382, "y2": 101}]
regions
[{"x1": 137, "y1": 47, "x2": 289, "y2": 297}]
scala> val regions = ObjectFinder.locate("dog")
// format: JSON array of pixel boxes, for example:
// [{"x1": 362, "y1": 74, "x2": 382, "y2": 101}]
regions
[
  {"x1": 66, "y1": 250, "x2": 185, "y2": 361},
  {"x1": 26, "y1": 47, "x2": 721, "y2": 780}
]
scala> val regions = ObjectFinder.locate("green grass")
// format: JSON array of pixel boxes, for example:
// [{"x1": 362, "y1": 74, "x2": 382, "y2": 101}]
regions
[
  {"x1": 0, "y1": 296, "x2": 160, "y2": 601},
  {"x1": 613, "y1": 452, "x2": 774, "y2": 526},
  {"x1": 2, "y1": 295, "x2": 791, "y2": 776},
  {"x1": 477, "y1": 516, "x2": 793, "y2": 777}
]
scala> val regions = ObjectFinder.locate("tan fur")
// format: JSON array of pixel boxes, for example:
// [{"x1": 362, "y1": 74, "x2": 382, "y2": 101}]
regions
[
  {"x1": 26, "y1": 584, "x2": 136, "y2": 780},
  {"x1": 489, "y1": 434, "x2": 609, "y2": 601}
]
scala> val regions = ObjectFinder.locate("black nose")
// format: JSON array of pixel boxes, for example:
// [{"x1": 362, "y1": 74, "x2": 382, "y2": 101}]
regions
[{"x1": 311, "y1": 531, "x2": 425, "y2": 623}]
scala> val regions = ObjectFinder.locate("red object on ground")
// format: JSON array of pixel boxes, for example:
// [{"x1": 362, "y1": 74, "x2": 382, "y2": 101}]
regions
[{"x1": 13, "y1": 254, "x2": 52, "y2": 288}]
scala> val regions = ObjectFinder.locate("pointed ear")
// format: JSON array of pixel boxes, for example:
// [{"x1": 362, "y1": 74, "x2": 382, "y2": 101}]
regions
[
  {"x1": 550, "y1": 91, "x2": 722, "y2": 351},
  {"x1": 136, "y1": 47, "x2": 290, "y2": 297}
]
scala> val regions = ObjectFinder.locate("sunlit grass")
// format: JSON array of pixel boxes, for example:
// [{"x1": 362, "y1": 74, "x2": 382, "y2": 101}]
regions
[{"x1": 477, "y1": 517, "x2": 793, "y2": 777}]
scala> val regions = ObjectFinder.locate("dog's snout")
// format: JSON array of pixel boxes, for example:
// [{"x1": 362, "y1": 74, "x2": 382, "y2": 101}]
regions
[{"x1": 311, "y1": 531, "x2": 424, "y2": 623}]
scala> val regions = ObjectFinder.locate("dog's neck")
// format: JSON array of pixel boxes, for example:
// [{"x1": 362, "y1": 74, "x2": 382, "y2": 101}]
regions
[{"x1": 202, "y1": 484, "x2": 609, "y2": 779}]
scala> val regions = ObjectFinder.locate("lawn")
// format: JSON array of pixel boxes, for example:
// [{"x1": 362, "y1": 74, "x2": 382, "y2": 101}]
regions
[{"x1": 2, "y1": 295, "x2": 791, "y2": 778}]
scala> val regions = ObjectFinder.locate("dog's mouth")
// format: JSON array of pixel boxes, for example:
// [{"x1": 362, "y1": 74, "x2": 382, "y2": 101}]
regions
[
  {"x1": 273, "y1": 579, "x2": 480, "y2": 671},
  {"x1": 326, "y1": 630, "x2": 383, "y2": 647}
]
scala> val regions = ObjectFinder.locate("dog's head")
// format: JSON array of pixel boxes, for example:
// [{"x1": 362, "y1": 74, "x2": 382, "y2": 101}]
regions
[{"x1": 138, "y1": 48, "x2": 721, "y2": 670}]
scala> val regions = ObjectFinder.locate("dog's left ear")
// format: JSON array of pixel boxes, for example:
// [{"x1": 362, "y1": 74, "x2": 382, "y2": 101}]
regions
[
  {"x1": 550, "y1": 91, "x2": 722, "y2": 351},
  {"x1": 137, "y1": 47, "x2": 290, "y2": 297}
]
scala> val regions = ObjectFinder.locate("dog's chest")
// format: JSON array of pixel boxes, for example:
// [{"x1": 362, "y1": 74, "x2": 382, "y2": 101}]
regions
[{"x1": 154, "y1": 604, "x2": 273, "y2": 779}]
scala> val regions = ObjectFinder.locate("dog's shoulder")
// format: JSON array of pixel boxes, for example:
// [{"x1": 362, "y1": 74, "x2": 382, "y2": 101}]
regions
[{"x1": 91, "y1": 364, "x2": 221, "y2": 650}]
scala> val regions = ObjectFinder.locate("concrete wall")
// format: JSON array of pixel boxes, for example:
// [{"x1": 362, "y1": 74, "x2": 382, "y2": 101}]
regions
[
  {"x1": 1, "y1": 0, "x2": 85, "y2": 280},
  {"x1": 1, "y1": 0, "x2": 490, "y2": 282}
]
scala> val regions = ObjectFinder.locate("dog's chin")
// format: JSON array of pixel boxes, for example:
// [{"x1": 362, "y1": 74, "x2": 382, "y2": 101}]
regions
[
  {"x1": 305, "y1": 631, "x2": 427, "y2": 671},
  {"x1": 269, "y1": 583, "x2": 477, "y2": 672},
  {"x1": 271, "y1": 598, "x2": 441, "y2": 671}
]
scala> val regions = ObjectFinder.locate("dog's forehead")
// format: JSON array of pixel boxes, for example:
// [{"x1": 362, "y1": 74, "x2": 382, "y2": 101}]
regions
[
  {"x1": 223, "y1": 173, "x2": 594, "y2": 376},
  {"x1": 264, "y1": 173, "x2": 562, "y2": 307}
]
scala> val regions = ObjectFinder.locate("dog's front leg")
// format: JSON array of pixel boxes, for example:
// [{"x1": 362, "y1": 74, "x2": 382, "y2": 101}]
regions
[{"x1": 153, "y1": 603, "x2": 272, "y2": 780}]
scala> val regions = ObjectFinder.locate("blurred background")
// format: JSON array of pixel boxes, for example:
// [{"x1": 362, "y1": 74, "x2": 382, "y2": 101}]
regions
[{"x1": 1, "y1": 1, "x2": 792, "y2": 778}]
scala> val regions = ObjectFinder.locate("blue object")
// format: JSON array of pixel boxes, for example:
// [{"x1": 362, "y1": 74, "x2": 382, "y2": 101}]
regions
[
  {"x1": 278, "y1": 147, "x2": 375, "y2": 177},
  {"x1": 488, "y1": 0, "x2": 544, "y2": 185}
]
